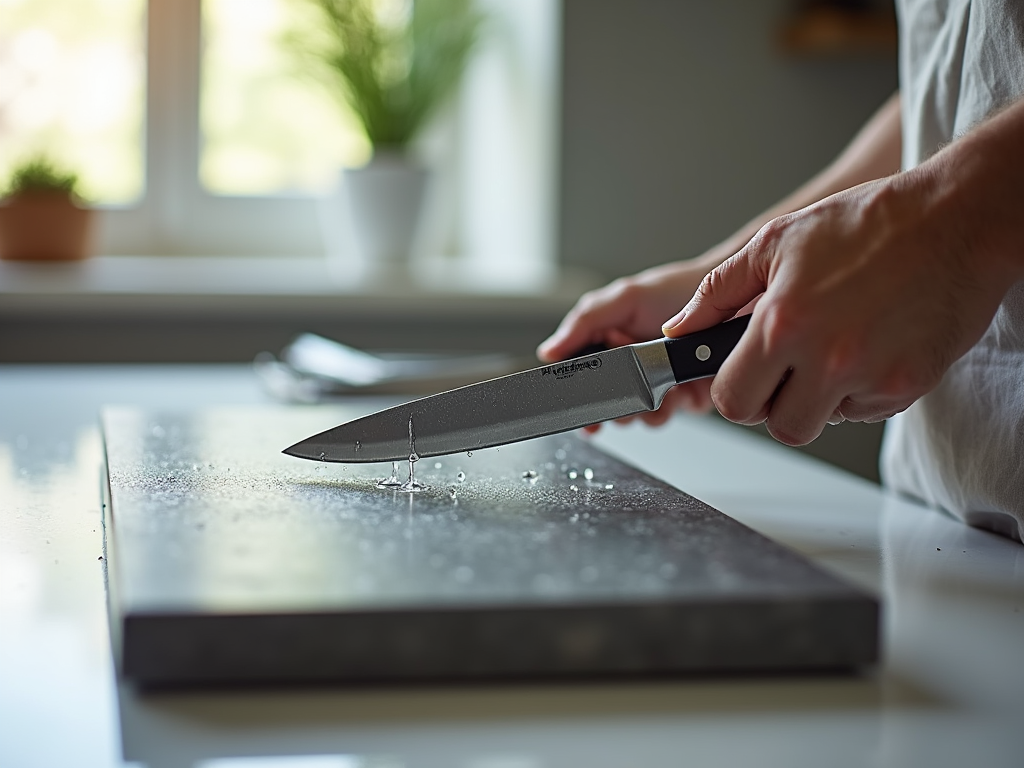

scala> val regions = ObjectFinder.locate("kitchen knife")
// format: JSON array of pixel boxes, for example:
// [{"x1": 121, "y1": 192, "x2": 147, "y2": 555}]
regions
[{"x1": 283, "y1": 314, "x2": 751, "y2": 463}]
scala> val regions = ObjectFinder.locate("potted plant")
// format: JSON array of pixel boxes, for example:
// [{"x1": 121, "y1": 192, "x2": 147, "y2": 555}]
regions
[
  {"x1": 0, "y1": 156, "x2": 94, "y2": 262},
  {"x1": 296, "y1": 0, "x2": 484, "y2": 268}
]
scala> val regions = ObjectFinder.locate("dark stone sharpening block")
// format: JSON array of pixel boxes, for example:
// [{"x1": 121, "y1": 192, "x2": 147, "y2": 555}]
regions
[{"x1": 100, "y1": 406, "x2": 878, "y2": 687}]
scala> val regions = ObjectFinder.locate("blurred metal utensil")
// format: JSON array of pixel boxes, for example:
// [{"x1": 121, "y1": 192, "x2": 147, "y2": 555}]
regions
[{"x1": 255, "y1": 333, "x2": 522, "y2": 402}]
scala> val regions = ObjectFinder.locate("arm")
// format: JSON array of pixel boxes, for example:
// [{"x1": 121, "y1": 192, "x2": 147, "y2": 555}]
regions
[
  {"x1": 536, "y1": 92, "x2": 902, "y2": 424},
  {"x1": 664, "y1": 94, "x2": 1024, "y2": 445},
  {"x1": 691, "y1": 91, "x2": 903, "y2": 274}
]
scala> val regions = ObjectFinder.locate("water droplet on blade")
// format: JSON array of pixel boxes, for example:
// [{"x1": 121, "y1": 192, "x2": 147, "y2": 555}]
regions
[
  {"x1": 318, "y1": 452, "x2": 326, "y2": 461},
  {"x1": 567, "y1": 469, "x2": 578, "y2": 480},
  {"x1": 354, "y1": 440, "x2": 361, "y2": 452},
  {"x1": 583, "y1": 468, "x2": 594, "y2": 481},
  {"x1": 522, "y1": 470, "x2": 538, "y2": 480},
  {"x1": 456, "y1": 471, "x2": 466, "y2": 483}
]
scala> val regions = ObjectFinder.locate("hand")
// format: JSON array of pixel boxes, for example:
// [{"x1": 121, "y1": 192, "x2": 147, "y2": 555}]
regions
[
  {"x1": 538, "y1": 260, "x2": 721, "y2": 430},
  {"x1": 662, "y1": 172, "x2": 1012, "y2": 446}
]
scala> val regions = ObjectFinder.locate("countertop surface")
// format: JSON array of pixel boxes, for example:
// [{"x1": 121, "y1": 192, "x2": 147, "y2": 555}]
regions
[{"x1": 1, "y1": 365, "x2": 1022, "y2": 768}]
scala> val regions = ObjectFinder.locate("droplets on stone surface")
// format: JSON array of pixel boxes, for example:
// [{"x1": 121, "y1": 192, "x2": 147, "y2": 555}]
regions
[
  {"x1": 376, "y1": 462, "x2": 402, "y2": 489},
  {"x1": 399, "y1": 416, "x2": 427, "y2": 492}
]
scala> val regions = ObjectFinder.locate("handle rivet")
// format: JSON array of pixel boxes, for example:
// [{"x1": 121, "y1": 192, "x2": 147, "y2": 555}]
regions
[{"x1": 695, "y1": 344, "x2": 711, "y2": 362}]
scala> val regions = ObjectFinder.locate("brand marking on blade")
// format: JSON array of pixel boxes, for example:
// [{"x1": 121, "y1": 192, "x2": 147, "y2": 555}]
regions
[{"x1": 540, "y1": 357, "x2": 603, "y2": 380}]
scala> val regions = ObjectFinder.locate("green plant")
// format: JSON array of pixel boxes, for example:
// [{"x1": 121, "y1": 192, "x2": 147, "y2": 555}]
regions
[
  {"x1": 4, "y1": 156, "x2": 82, "y2": 198},
  {"x1": 295, "y1": 0, "x2": 484, "y2": 149}
]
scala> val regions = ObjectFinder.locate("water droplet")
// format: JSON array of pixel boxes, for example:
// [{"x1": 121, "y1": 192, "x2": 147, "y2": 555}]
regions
[
  {"x1": 467, "y1": 451, "x2": 473, "y2": 458},
  {"x1": 456, "y1": 471, "x2": 466, "y2": 483},
  {"x1": 570, "y1": 513, "x2": 580, "y2": 523},
  {"x1": 376, "y1": 461, "x2": 402, "y2": 489},
  {"x1": 554, "y1": 448, "x2": 567, "y2": 460},
  {"x1": 570, "y1": 484, "x2": 579, "y2": 492},
  {"x1": 354, "y1": 440, "x2": 361, "y2": 452},
  {"x1": 567, "y1": 469, "x2": 578, "y2": 480},
  {"x1": 604, "y1": 483, "x2": 614, "y2": 490},
  {"x1": 449, "y1": 486, "x2": 458, "y2": 500},
  {"x1": 522, "y1": 470, "x2": 538, "y2": 480},
  {"x1": 318, "y1": 452, "x2": 326, "y2": 461},
  {"x1": 434, "y1": 461, "x2": 443, "y2": 469},
  {"x1": 402, "y1": 451, "x2": 427, "y2": 492},
  {"x1": 583, "y1": 468, "x2": 594, "y2": 481}
]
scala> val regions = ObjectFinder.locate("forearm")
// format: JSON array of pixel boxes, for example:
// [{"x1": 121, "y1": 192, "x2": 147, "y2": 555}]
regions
[
  {"x1": 912, "y1": 94, "x2": 1024, "y2": 288},
  {"x1": 693, "y1": 92, "x2": 903, "y2": 271}
]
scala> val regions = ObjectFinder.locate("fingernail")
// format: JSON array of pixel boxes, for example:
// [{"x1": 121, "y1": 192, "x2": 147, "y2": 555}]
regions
[{"x1": 661, "y1": 307, "x2": 688, "y2": 333}]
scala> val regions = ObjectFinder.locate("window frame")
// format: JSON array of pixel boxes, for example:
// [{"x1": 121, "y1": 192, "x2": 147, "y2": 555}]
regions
[{"x1": 97, "y1": 0, "x2": 561, "y2": 270}]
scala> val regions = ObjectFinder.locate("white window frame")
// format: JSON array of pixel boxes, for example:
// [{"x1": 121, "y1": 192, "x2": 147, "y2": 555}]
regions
[{"x1": 96, "y1": 0, "x2": 560, "y2": 275}]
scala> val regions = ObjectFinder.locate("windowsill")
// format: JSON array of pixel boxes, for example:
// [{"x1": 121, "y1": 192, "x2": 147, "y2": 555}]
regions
[
  {"x1": 0, "y1": 254, "x2": 602, "y2": 318},
  {"x1": 0, "y1": 255, "x2": 604, "y2": 362}
]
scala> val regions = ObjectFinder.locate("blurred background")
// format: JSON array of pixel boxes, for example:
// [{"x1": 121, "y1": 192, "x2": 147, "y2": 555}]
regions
[{"x1": 0, "y1": 0, "x2": 897, "y2": 479}]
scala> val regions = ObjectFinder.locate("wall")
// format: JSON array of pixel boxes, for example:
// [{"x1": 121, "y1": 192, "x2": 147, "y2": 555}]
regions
[{"x1": 560, "y1": 0, "x2": 898, "y2": 277}]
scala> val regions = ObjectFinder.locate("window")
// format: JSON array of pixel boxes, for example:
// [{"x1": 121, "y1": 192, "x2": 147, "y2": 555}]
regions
[
  {"x1": 0, "y1": 0, "x2": 145, "y2": 204},
  {"x1": 1, "y1": 0, "x2": 559, "y2": 276}
]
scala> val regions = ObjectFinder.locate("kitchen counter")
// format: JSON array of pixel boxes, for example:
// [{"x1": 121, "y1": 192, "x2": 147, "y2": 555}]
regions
[{"x1": 1, "y1": 365, "x2": 1022, "y2": 768}]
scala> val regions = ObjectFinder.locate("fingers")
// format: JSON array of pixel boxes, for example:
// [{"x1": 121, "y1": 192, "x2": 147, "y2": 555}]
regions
[
  {"x1": 537, "y1": 284, "x2": 636, "y2": 362},
  {"x1": 537, "y1": 316, "x2": 596, "y2": 363},
  {"x1": 661, "y1": 247, "x2": 769, "y2": 338},
  {"x1": 758, "y1": 367, "x2": 846, "y2": 446}
]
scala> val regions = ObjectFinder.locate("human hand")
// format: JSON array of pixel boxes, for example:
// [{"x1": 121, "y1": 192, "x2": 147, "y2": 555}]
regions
[
  {"x1": 661, "y1": 173, "x2": 1013, "y2": 446},
  {"x1": 537, "y1": 260, "x2": 720, "y2": 430}
]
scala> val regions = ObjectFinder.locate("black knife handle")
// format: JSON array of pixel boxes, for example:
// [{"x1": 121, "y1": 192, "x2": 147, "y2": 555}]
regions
[{"x1": 664, "y1": 314, "x2": 752, "y2": 384}]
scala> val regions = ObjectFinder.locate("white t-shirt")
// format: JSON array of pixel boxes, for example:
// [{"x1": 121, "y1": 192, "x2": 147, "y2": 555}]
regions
[{"x1": 881, "y1": 0, "x2": 1024, "y2": 542}]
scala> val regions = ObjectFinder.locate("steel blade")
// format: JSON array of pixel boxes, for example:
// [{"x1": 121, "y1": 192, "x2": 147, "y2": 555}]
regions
[{"x1": 283, "y1": 340, "x2": 676, "y2": 463}]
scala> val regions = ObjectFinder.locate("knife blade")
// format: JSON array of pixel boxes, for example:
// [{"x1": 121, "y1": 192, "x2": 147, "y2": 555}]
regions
[{"x1": 283, "y1": 314, "x2": 751, "y2": 463}]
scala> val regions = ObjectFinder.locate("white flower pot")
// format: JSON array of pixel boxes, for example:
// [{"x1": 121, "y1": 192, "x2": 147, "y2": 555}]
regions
[{"x1": 343, "y1": 153, "x2": 429, "y2": 268}]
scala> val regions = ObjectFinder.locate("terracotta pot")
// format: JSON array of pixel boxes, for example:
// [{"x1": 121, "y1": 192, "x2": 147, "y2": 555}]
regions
[{"x1": 0, "y1": 191, "x2": 94, "y2": 261}]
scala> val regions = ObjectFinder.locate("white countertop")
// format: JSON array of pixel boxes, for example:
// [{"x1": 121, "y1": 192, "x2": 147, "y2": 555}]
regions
[{"x1": 1, "y1": 365, "x2": 1022, "y2": 768}]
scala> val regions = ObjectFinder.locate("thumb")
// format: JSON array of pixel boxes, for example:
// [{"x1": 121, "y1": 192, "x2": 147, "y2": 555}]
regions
[{"x1": 661, "y1": 250, "x2": 768, "y2": 337}]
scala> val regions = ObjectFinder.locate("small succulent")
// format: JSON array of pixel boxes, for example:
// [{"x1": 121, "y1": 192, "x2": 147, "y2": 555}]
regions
[{"x1": 4, "y1": 156, "x2": 81, "y2": 198}]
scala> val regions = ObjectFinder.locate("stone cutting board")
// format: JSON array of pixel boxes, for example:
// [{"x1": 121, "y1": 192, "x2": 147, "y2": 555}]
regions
[{"x1": 101, "y1": 406, "x2": 878, "y2": 687}]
